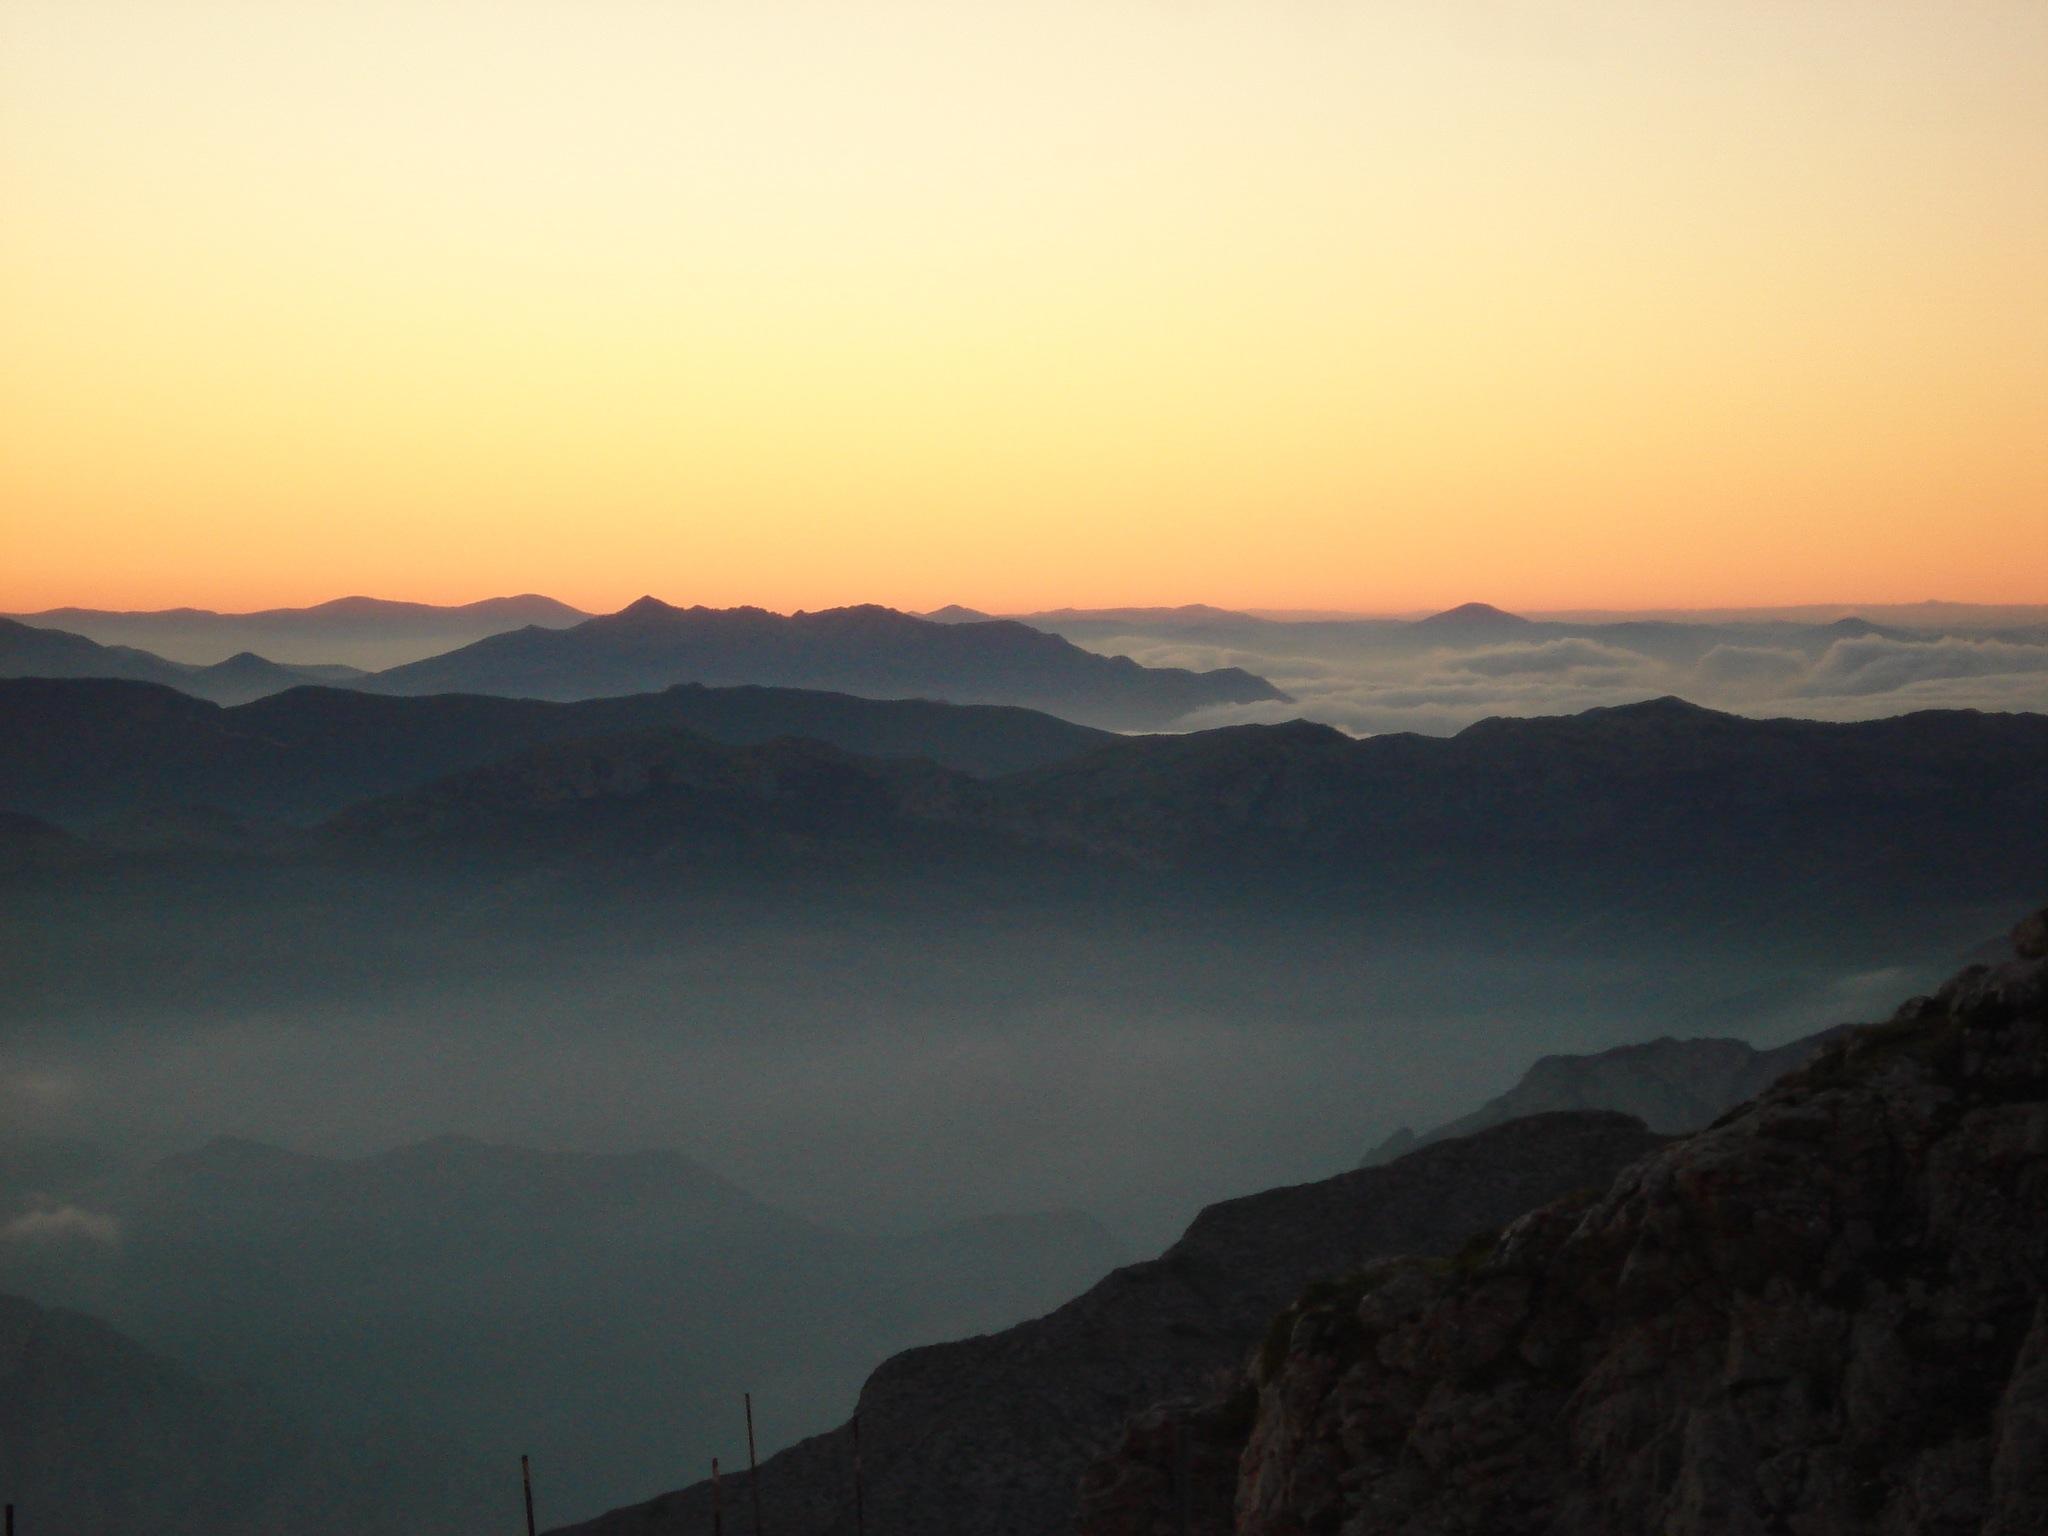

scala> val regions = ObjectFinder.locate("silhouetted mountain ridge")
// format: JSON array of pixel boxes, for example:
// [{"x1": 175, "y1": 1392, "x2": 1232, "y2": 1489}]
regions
[
  {"x1": 1362, "y1": 1023, "x2": 1856, "y2": 1164},
  {"x1": 8, "y1": 594, "x2": 587, "y2": 669},
  {"x1": 1412, "y1": 599, "x2": 1536, "y2": 631},
  {"x1": 0, "y1": 618, "x2": 360, "y2": 705},
  {"x1": 0, "y1": 675, "x2": 1111, "y2": 828},
  {"x1": 10, "y1": 684, "x2": 2045, "y2": 926},
  {"x1": 368, "y1": 600, "x2": 1286, "y2": 728}
]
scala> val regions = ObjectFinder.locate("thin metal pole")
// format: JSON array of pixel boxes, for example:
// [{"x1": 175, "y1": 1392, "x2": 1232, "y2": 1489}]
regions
[
  {"x1": 1174, "y1": 1420, "x2": 1190, "y2": 1536},
  {"x1": 851, "y1": 1412, "x2": 866, "y2": 1536},
  {"x1": 745, "y1": 1392, "x2": 764, "y2": 1536},
  {"x1": 712, "y1": 1458, "x2": 724, "y2": 1536},
  {"x1": 522, "y1": 1454, "x2": 537, "y2": 1536},
  {"x1": 6, "y1": 1500, "x2": 13, "y2": 1536}
]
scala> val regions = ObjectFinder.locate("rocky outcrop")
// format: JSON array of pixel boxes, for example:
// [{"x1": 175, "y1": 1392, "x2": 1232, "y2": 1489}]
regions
[
  {"x1": 1363, "y1": 1026, "x2": 1851, "y2": 1164},
  {"x1": 551, "y1": 1113, "x2": 1664, "y2": 1536},
  {"x1": 1091, "y1": 909, "x2": 2048, "y2": 1535}
]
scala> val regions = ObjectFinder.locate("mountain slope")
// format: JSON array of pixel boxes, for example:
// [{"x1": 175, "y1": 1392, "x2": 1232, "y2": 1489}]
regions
[
  {"x1": 0, "y1": 618, "x2": 356, "y2": 705},
  {"x1": 0, "y1": 616, "x2": 195, "y2": 689},
  {"x1": 0, "y1": 676, "x2": 1111, "y2": 827},
  {"x1": 315, "y1": 696, "x2": 2048, "y2": 925},
  {"x1": 15, "y1": 677, "x2": 2048, "y2": 911},
  {"x1": 320, "y1": 726, "x2": 1000, "y2": 867},
  {"x1": 0, "y1": 1291, "x2": 498, "y2": 1536},
  {"x1": 2, "y1": 1136, "x2": 1119, "y2": 1524},
  {"x1": 0, "y1": 809, "x2": 98, "y2": 874},
  {"x1": 1362, "y1": 1024, "x2": 1854, "y2": 1163},
  {"x1": 9, "y1": 594, "x2": 587, "y2": 669},
  {"x1": 552, "y1": 1112, "x2": 1664, "y2": 1536},
  {"x1": 368, "y1": 599, "x2": 1287, "y2": 728},
  {"x1": 1409, "y1": 599, "x2": 1540, "y2": 640},
  {"x1": 987, "y1": 698, "x2": 2048, "y2": 889},
  {"x1": 1085, "y1": 911, "x2": 2048, "y2": 1536}
]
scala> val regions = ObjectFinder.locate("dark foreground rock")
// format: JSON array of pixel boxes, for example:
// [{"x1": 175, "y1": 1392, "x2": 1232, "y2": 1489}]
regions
[
  {"x1": 1089, "y1": 909, "x2": 2048, "y2": 1536},
  {"x1": 552, "y1": 1113, "x2": 1663, "y2": 1536}
]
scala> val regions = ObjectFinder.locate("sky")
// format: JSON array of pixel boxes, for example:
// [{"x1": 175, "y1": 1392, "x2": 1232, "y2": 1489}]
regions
[{"x1": 3, "y1": 1, "x2": 2044, "y2": 615}]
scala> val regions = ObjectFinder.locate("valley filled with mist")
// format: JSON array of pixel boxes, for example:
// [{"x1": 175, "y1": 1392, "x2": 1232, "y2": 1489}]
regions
[
  {"x1": 9, "y1": 3, "x2": 2044, "y2": 1526},
  {"x1": 4, "y1": 596, "x2": 2045, "y2": 1527}
]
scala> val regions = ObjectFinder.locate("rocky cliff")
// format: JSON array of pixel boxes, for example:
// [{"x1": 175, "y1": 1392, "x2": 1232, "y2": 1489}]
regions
[
  {"x1": 1084, "y1": 910, "x2": 2048, "y2": 1535},
  {"x1": 552, "y1": 1113, "x2": 1664, "y2": 1536}
]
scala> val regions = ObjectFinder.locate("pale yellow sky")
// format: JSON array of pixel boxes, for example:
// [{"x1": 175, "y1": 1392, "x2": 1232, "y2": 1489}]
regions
[{"x1": 3, "y1": 1, "x2": 2044, "y2": 613}]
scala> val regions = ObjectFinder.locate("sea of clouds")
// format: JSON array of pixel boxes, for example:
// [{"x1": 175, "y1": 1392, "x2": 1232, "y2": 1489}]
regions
[{"x1": 1116, "y1": 631, "x2": 2048, "y2": 736}]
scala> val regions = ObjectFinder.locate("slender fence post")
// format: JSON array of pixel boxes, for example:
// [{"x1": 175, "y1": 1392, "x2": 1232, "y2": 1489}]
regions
[
  {"x1": 1173, "y1": 1419, "x2": 1190, "y2": 1536},
  {"x1": 745, "y1": 1392, "x2": 764, "y2": 1536},
  {"x1": 712, "y1": 1457, "x2": 724, "y2": 1536},
  {"x1": 6, "y1": 1500, "x2": 13, "y2": 1536},
  {"x1": 522, "y1": 1454, "x2": 537, "y2": 1536},
  {"x1": 851, "y1": 1411, "x2": 866, "y2": 1536}
]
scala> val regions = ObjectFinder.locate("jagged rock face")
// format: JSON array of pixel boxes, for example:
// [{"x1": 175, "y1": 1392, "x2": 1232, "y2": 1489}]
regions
[
  {"x1": 2016, "y1": 909, "x2": 2047, "y2": 961},
  {"x1": 1214, "y1": 923, "x2": 2048, "y2": 1536},
  {"x1": 552, "y1": 1113, "x2": 1664, "y2": 1536},
  {"x1": 1078, "y1": 1391, "x2": 1249, "y2": 1536}
]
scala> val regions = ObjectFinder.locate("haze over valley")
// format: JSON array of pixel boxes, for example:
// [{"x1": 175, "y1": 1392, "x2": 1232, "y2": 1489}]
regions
[
  {"x1": 5, "y1": 2, "x2": 2045, "y2": 1530},
  {"x1": 6, "y1": 593, "x2": 2046, "y2": 1524},
  {"x1": 15, "y1": 593, "x2": 2048, "y2": 732}
]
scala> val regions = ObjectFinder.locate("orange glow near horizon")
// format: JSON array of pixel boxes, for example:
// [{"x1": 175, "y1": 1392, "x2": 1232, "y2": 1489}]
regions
[{"x1": 3, "y1": 2, "x2": 2045, "y2": 616}]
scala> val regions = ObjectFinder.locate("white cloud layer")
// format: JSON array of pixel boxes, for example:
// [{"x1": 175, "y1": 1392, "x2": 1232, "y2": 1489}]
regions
[{"x1": 1102, "y1": 631, "x2": 2048, "y2": 736}]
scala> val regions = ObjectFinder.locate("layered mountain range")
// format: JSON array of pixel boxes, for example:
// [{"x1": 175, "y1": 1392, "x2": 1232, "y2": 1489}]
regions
[
  {"x1": 16, "y1": 594, "x2": 2048, "y2": 739},
  {"x1": 6, "y1": 628, "x2": 2045, "y2": 1533},
  {"x1": 8, "y1": 680, "x2": 2046, "y2": 909},
  {"x1": 1362, "y1": 1026, "x2": 1855, "y2": 1164},
  {"x1": 4, "y1": 594, "x2": 587, "y2": 669},
  {"x1": 0, "y1": 617, "x2": 365, "y2": 707},
  {"x1": 1012, "y1": 598, "x2": 2048, "y2": 666},
  {"x1": 1, "y1": 599, "x2": 1285, "y2": 731},
  {"x1": 5, "y1": 679, "x2": 2042, "y2": 1063},
  {"x1": 365, "y1": 599, "x2": 1285, "y2": 728},
  {"x1": 0, "y1": 675, "x2": 1109, "y2": 827}
]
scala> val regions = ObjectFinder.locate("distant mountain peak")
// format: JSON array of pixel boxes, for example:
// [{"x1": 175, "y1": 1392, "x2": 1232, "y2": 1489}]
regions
[
  {"x1": 805, "y1": 602, "x2": 915, "y2": 625},
  {"x1": 1235, "y1": 718, "x2": 1351, "y2": 747},
  {"x1": 370, "y1": 601, "x2": 1285, "y2": 729},
  {"x1": 1449, "y1": 694, "x2": 1735, "y2": 741},
  {"x1": 1415, "y1": 601, "x2": 1533, "y2": 627},
  {"x1": 302, "y1": 595, "x2": 383, "y2": 614},
  {"x1": 1590, "y1": 694, "x2": 1730, "y2": 721},
  {"x1": 1823, "y1": 615, "x2": 1904, "y2": 639},
  {"x1": 612, "y1": 595, "x2": 684, "y2": 621}
]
